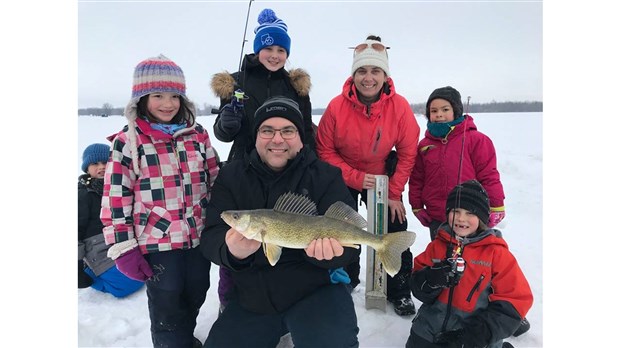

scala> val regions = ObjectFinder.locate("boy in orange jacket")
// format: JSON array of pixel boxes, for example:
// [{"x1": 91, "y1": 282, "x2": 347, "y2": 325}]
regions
[{"x1": 406, "y1": 180, "x2": 532, "y2": 348}]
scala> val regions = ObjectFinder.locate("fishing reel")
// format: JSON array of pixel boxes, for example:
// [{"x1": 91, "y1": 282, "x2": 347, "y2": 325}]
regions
[
  {"x1": 231, "y1": 89, "x2": 248, "y2": 111},
  {"x1": 446, "y1": 256, "x2": 466, "y2": 286},
  {"x1": 211, "y1": 89, "x2": 248, "y2": 115}
]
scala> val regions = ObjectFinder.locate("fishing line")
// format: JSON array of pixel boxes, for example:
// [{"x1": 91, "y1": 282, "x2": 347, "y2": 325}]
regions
[
  {"x1": 446, "y1": 96, "x2": 471, "y2": 259},
  {"x1": 238, "y1": 0, "x2": 254, "y2": 73}
]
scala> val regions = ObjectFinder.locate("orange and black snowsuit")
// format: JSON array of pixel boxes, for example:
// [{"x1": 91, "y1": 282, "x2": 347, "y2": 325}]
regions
[{"x1": 408, "y1": 225, "x2": 533, "y2": 348}]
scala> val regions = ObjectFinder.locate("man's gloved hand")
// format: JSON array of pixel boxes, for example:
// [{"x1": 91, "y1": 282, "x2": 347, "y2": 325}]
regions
[
  {"x1": 487, "y1": 206, "x2": 505, "y2": 228},
  {"x1": 413, "y1": 208, "x2": 432, "y2": 227},
  {"x1": 219, "y1": 103, "x2": 243, "y2": 133},
  {"x1": 115, "y1": 247, "x2": 153, "y2": 281}
]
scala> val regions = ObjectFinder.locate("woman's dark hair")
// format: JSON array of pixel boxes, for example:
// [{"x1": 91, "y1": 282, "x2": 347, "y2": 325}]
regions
[
  {"x1": 136, "y1": 95, "x2": 195, "y2": 125},
  {"x1": 366, "y1": 35, "x2": 381, "y2": 41}
]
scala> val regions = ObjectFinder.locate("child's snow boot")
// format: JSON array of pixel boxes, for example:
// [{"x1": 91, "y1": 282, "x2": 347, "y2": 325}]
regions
[
  {"x1": 389, "y1": 296, "x2": 416, "y2": 316},
  {"x1": 512, "y1": 317, "x2": 530, "y2": 337}
]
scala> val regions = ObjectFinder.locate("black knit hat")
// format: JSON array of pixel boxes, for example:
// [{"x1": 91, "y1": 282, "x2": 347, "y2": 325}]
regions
[
  {"x1": 425, "y1": 86, "x2": 463, "y2": 120},
  {"x1": 445, "y1": 180, "x2": 490, "y2": 225},
  {"x1": 254, "y1": 96, "x2": 305, "y2": 143}
]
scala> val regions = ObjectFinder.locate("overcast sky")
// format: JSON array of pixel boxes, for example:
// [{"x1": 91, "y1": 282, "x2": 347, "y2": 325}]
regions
[{"x1": 78, "y1": 0, "x2": 542, "y2": 109}]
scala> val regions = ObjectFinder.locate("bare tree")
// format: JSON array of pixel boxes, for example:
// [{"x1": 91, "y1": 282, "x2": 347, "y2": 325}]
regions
[{"x1": 102, "y1": 103, "x2": 113, "y2": 116}]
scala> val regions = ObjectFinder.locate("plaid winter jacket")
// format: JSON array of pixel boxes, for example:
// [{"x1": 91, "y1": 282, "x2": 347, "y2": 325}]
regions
[{"x1": 101, "y1": 117, "x2": 219, "y2": 254}]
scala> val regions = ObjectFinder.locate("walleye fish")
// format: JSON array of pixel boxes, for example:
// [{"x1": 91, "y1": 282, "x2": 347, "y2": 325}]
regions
[{"x1": 220, "y1": 192, "x2": 416, "y2": 277}]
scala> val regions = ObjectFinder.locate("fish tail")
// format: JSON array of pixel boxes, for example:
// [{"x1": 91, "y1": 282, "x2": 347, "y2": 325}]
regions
[{"x1": 375, "y1": 231, "x2": 417, "y2": 277}]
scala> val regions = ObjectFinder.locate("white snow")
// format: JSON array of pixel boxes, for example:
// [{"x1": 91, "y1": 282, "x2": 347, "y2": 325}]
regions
[{"x1": 77, "y1": 112, "x2": 542, "y2": 347}]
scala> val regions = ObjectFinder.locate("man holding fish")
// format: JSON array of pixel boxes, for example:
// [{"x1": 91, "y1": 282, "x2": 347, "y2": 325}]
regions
[{"x1": 201, "y1": 96, "x2": 393, "y2": 347}]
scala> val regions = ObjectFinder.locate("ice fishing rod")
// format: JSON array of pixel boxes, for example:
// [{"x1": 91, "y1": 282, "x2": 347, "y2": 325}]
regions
[
  {"x1": 213, "y1": 0, "x2": 252, "y2": 115},
  {"x1": 230, "y1": 0, "x2": 254, "y2": 106},
  {"x1": 238, "y1": 0, "x2": 254, "y2": 73},
  {"x1": 454, "y1": 96, "x2": 471, "y2": 187},
  {"x1": 446, "y1": 96, "x2": 471, "y2": 260}
]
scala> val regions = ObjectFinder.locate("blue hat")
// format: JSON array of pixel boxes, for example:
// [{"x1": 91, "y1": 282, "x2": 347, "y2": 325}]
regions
[
  {"x1": 253, "y1": 9, "x2": 291, "y2": 57},
  {"x1": 81, "y1": 143, "x2": 110, "y2": 172}
]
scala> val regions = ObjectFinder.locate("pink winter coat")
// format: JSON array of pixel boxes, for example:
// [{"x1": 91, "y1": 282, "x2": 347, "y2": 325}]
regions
[
  {"x1": 408, "y1": 115, "x2": 504, "y2": 222},
  {"x1": 316, "y1": 77, "x2": 420, "y2": 200},
  {"x1": 101, "y1": 118, "x2": 219, "y2": 254}
]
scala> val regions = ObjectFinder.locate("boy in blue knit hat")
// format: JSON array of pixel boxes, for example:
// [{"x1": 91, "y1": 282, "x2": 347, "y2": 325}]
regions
[{"x1": 78, "y1": 143, "x2": 144, "y2": 297}]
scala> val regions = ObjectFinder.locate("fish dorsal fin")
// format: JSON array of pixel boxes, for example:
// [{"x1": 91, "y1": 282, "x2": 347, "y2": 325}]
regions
[
  {"x1": 273, "y1": 192, "x2": 318, "y2": 216},
  {"x1": 324, "y1": 201, "x2": 367, "y2": 229}
]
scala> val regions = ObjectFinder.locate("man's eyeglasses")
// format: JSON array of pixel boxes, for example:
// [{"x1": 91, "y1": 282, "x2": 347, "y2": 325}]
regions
[
  {"x1": 350, "y1": 42, "x2": 390, "y2": 54},
  {"x1": 258, "y1": 126, "x2": 298, "y2": 140}
]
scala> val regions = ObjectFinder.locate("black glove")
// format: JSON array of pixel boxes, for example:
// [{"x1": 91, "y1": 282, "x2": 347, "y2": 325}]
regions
[
  {"x1": 385, "y1": 150, "x2": 398, "y2": 177},
  {"x1": 433, "y1": 318, "x2": 491, "y2": 348},
  {"x1": 78, "y1": 260, "x2": 93, "y2": 289},
  {"x1": 423, "y1": 260, "x2": 456, "y2": 290},
  {"x1": 218, "y1": 103, "x2": 243, "y2": 133}
]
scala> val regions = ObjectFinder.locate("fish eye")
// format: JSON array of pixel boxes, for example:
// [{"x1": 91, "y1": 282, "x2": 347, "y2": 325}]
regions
[{"x1": 232, "y1": 213, "x2": 239, "y2": 220}]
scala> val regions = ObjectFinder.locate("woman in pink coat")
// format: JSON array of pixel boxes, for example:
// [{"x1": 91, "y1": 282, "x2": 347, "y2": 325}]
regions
[{"x1": 316, "y1": 35, "x2": 420, "y2": 317}]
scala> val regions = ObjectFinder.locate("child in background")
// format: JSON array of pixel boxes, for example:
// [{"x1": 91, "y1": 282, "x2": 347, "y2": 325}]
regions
[
  {"x1": 100, "y1": 55, "x2": 219, "y2": 348},
  {"x1": 406, "y1": 180, "x2": 532, "y2": 348},
  {"x1": 408, "y1": 86, "x2": 505, "y2": 241},
  {"x1": 78, "y1": 143, "x2": 144, "y2": 297},
  {"x1": 210, "y1": 7, "x2": 315, "y2": 163}
]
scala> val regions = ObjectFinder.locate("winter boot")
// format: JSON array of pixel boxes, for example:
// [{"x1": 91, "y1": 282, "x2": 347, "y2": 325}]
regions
[
  {"x1": 512, "y1": 317, "x2": 530, "y2": 337},
  {"x1": 193, "y1": 337, "x2": 202, "y2": 348},
  {"x1": 388, "y1": 296, "x2": 416, "y2": 316},
  {"x1": 78, "y1": 260, "x2": 94, "y2": 289},
  {"x1": 502, "y1": 342, "x2": 515, "y2": 348}
]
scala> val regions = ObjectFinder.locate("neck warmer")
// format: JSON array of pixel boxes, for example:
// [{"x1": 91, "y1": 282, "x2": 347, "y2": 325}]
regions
[
  {"x1": 149, "y1": 122, "x2": 187, "y2": 135},
  {"x1": 427, "y1": 115, "x2": 465, "y2": 138}
]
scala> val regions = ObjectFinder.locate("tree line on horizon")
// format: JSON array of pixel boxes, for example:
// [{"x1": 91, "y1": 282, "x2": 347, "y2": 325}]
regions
[{"x1": 78, "y1": 101, "x2": 542, "y2": 117}]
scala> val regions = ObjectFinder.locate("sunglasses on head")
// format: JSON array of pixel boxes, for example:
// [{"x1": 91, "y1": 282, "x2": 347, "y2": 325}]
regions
[{"x1": 350, "y1": 43, "x2": 390, "y2": 54}]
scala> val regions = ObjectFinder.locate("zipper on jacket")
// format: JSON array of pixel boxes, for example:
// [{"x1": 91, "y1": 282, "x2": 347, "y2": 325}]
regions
[
  {"x1": 266, "y1": 71, "x2": 272, "y2": 99},
  {"x1": 441, "y1": 126, "x2": 456, "y2": 145},
  {"x1": 372, "y1": 128, "x2": 382, "y2": 154},
  {"x1": 466, "y1": 274, "x2": 485, "y2": 302}
]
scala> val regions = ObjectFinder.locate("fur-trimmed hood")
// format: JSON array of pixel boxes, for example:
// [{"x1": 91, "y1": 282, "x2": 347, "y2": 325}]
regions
[{"x1": 210, "y1": 67, "x2": 311, "y2": 100}]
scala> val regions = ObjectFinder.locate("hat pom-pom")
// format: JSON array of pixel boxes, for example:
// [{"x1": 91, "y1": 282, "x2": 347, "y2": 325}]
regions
[{"x1": 257, "y1": 8, "x2": 277, "y2": 24}]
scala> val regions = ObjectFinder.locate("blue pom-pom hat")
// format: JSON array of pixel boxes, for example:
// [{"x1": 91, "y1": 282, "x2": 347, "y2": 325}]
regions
[
  {"x1": 253, "y1": 8, "x2": 291, "y2": 56},
  {"x1": 81, "y1": 143, "x2": 110, "y2": 172}
]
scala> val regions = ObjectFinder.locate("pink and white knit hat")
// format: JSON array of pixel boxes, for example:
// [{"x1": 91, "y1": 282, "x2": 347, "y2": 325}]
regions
[
  {"x1": 123, "y1": 54, "x2": 196, "y2": 175},
  {"x1": 131, "y1": 54, "x2": 186, "y2": 100}
]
